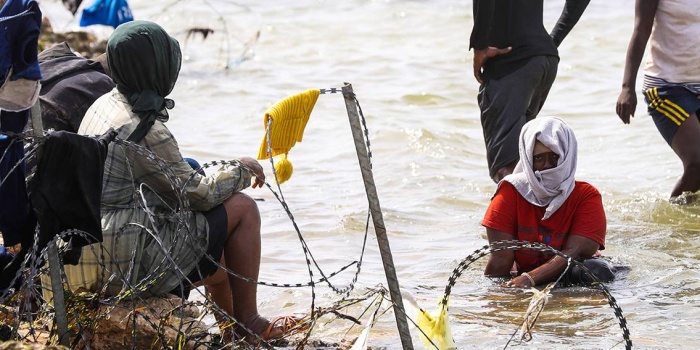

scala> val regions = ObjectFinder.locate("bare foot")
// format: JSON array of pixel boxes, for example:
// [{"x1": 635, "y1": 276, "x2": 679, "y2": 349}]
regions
[
  {"x1": 238, "y1": 313, "x2": 304, "y2": 345},
  {"x1": 243, "y1": 313, "x2": 272, "y2": 338},
  {"x1": 238, "y1": 314, "x2": 278, "y2": 345},
  {"x1": 669, "y1": 191, "x2": 699, "y2": 205}
]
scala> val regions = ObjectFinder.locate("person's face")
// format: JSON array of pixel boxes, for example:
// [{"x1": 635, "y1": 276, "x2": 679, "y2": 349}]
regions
[{"x1": 532, "y1": 141, "x2": 559, "y2": 171}]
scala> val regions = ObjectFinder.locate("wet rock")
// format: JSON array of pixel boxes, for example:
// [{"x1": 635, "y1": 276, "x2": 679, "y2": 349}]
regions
[
  {"x1": 0, "y1": 341, "x2": 68, "y2": 350},
  {"x1": 39, "y1": 16, "x2": 107, "y2": 58},
  {"x1": 73, "y1": 294, "x2": 211, "y2": 350}
]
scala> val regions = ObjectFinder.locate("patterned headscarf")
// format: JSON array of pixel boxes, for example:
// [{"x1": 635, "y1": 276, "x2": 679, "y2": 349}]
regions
[
  {"x1": 503, "y1": 117, "x2": 578, "y2": 220},
  {"x1": 106, "y1": 20, "x2": 181, "y2": 142}
]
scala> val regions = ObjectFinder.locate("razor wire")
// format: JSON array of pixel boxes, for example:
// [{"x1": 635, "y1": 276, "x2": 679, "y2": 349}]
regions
[
  {"x1": 431, "y1": 240, "x2": 632, "y2": 350},
  {"x1": 503, "y1": 258, "x2": 571, "y2": 348},
  {"x1": 0, "y1": 123, "x2": 376, "y2": 348},
  {"x1": 378, "y1": 241, "x2": 631, "y2": 350},
  {"x1": 2, "y1": 100, "x2": 635, "y2": 350},
  {"x1": 257, "y1": 87, "x2": 376, "y2": 346},
  {"x1": 107, "y1": 137, "x2": 371, "y2": 347},
  {"x1": 154, "y1": 0, "x2": 261, "y2": 69}
]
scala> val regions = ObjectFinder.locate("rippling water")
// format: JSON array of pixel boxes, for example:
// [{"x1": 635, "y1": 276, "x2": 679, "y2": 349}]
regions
[{"x1": 41, "y1": 0, "x2": 700, "y2": 348}]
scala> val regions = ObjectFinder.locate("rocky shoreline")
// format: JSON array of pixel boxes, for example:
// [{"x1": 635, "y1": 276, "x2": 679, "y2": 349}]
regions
[{"x1": 39, "y1": 17, "x2": 107, "y2": 58}]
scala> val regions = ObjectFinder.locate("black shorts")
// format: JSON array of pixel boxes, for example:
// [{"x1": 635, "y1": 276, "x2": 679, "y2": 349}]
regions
[
  {"x1": 186, "y1": 204, "x2": 228, "y2": 284},
  {"x1": 478, "y1": 55, "x2": 559, "y2": 182},
  {"x1": 644, "y1": 86, "x2": 700, "y2": 145},
  {"x1": 168, "y1": 204, "x2": 228, "y2": 300}
]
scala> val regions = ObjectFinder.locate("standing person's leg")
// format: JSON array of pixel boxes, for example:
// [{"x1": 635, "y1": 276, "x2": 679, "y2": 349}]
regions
[
  {"x1": 524, "y1": 56, "x2": 558, "y2": 122},
  {"x1": 644, "y1": 86, "x2": 700, "y2": 199},
  {"x1": 478, "y1": 56, "x2": 558, "y2": 183},
  {"x1": 478, "y1": 76, "x2": 523, "y2": 182},
  {"x1": 669, "y1": 113, "x2": 700, "y2": 198}
]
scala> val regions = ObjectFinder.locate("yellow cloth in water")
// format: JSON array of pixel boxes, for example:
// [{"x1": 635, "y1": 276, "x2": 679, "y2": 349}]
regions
[
  {"x1": 257, "y1": 89, "x2": 320, "y2": 160},
  {"x1": 417, "y1": 301, "x2": 456, "y2": 350}
]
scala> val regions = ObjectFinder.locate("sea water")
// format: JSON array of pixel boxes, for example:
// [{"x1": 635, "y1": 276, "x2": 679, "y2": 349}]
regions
[{"x1": 40, "y1": 0, "x2": 700, "y2": 348}]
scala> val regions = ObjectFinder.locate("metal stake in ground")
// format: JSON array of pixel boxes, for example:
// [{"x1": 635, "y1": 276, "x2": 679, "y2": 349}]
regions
[
  {"x1": 31, "y1": 101, "x2": 69, "y2": 346},
  {"x1": 341, "y1": 83, "x2": 414, "y2": 349}
]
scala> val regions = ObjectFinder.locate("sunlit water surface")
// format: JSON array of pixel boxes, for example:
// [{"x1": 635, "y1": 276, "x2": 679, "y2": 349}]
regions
[{"x1": 40, "y1": 1, "x2": 700, "y2": 348}]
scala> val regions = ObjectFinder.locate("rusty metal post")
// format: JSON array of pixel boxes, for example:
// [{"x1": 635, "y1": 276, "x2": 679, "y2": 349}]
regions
[
  {"x1": 341, "y1": 83, "x2": 414, "y2": 349},
  {"x1": 31, "y1": 102, "x2": 69, "y2": 346}
]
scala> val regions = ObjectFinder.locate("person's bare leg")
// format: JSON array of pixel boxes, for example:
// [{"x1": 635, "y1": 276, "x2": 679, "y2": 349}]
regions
[
  {"x1": 202, "y1": 256, "x2": 234, "y2": 338},
  {"x1": 669, "y1": 113, "x2": 700, "y2": 199},
  {"x1": 210, "y1": 193, "x2": 270, "y2": 335},
  {"x1": 203, "y1": 257, "x2": 233, "y2": 314},
  {"x1": 220, "y1": 192, "x2": 271, "y2": 336},
  {"x1": 204, "y1": 192, "x2": 295, "y2": 341}
]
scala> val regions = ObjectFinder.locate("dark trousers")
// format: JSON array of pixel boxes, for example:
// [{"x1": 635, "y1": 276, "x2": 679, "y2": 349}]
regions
[{"x1": 478, "y1": 55, "x2": 559, "y2": 182}]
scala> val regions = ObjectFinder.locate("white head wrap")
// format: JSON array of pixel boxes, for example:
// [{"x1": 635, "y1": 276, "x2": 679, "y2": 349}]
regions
[{"x1": 503, "y1": 116, "x2": 577, "y2": 220}]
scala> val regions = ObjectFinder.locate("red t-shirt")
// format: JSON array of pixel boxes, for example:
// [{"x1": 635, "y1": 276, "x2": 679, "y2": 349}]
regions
[{"x1": 481, "y1": 181, "x2": 606, "y2": 272}]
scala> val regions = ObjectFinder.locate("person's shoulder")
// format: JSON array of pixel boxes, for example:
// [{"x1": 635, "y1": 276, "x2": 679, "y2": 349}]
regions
[
  {"x1": 84, "y1": 88, "x2": 129, "y2": 122},
  {"x1": 38, "y1": 42, "x2": 75, "y2": 63},
  {"x1": 573, "y1": 181, "x2": 602, "y2": 197},
  {"x1": 574, "y1": 180, "x2": 598, "y2": 190},
  {"x1": 494, "y1": 180, "x2": 519, "y2": 198},
  {"x1": 94, "y1": 87, "x2": 122, "y2": 105},
  {"x1": 496, "y1": 179, "x2": 514, "y2": 190}
]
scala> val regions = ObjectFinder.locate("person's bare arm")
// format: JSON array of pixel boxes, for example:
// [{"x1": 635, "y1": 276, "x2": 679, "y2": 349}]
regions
[
  {"x1": 484, "y1": 227, "x2": 516, "y2": 277},
  {"x1": 507, "y1": 235, "x2": 599, "y2": 288},
  {"x1": 616, "y1": 0, "x2": 658, "y2": 124}
]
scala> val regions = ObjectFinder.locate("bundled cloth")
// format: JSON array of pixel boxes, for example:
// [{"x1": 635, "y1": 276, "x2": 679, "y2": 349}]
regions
[
  {"x1": 0, "y1": 0, "x2": 43, "y2": 112},
  {"x1": 79, "y1": 0, "x2": 134, "y2": 28},
  {"x1": 0, "y1": 129, "x2": 116, "y2": 291}
]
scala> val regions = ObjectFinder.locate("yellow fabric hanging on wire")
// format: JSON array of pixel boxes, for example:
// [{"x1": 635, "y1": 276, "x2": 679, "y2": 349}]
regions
[
  {"x1": 257, "y1": 89, "x2": 320, "y2": 183},
  {"x1": 416, "y1": 301, "x2": 456, "y2": 350},
  {"x1": 402, "y1": 290, "x2": 456, "y2": 350},
  {"x1": 273, "y1": 154, "x2": 293, "y2": 184}
]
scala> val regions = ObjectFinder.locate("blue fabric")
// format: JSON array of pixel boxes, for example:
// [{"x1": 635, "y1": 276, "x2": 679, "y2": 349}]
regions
[
  {"x1": 0, "y1": 110, "x2": 31, "y2": 247},
  {"x1": 0, "y1": 0, "x2": 42, "y2": 83},
  {"x1": 79, "y1": 0, "x2": 134, "y2": 29},
  {"x1": 0, "y1": 246, "x2": 13, "y2": 268},
  {"x1": 184, "y1": 157, "x2": 205, "y2": 176},
  {"x1": 0, "y1": 245, "x2": 22, "y2": 290}
]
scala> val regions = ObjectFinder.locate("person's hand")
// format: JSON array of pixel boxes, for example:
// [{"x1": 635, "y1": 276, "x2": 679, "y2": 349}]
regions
[
  {"x1": 473, "y1": 46, "x2": 512, "y2": 84},
  {"x1": 239, "y1": 156, "x2": 265, "y2": 188},
  {"x1": 616, "y1": 87, "x2": 637, "y2": 124},
  {"x1": 503, "y1": 274, "x2": 534, "y2": 288}
]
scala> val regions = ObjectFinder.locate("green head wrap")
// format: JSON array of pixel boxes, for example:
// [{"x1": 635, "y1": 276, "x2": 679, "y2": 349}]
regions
[{"x1": 107, "y1": 20, "x2": 182, "y2": 142}]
